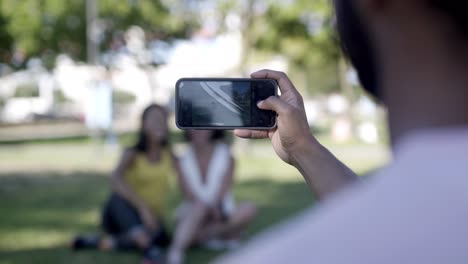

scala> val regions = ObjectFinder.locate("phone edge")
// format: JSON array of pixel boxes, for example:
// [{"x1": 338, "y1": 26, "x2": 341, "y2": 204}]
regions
[{"x1": 174, "y1": 77, "x2": 278, "y2": 130}]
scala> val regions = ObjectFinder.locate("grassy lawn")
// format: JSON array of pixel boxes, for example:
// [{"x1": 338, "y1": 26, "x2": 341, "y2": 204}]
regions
[{"x1": 0, "y1": 140, "x2": 389, "y2": 264}]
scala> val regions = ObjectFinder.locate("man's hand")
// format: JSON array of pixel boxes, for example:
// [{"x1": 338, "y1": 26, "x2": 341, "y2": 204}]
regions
[
  {"x1": 235, "y1": 69, "x2": 317, "y2": 165},
  {"x1": 236, "y1": 69, "x2": 358, "y2": 199}
]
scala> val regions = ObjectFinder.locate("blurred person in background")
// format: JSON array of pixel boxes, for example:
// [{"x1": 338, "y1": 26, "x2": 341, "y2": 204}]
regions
[
  {"x1": 166, "y1": 130, "x2": 256, "y2": 264},
  {"x1": 85, "y1": 67, "x2": 114, "y2": 144},
  {"x1": 73, "y1": 104, "x2": 175, "y2": 263},
  {"x1": 218, "y1": 0, "x2": 468, "y2": 263}
]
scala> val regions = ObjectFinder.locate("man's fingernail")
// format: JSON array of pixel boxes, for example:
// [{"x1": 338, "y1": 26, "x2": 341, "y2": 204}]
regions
[{"x1": 257, "y1": 100, "x2": 264, "y2": 107}]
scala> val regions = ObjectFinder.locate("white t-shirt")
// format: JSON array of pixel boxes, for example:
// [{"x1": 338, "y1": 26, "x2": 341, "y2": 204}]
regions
[{"x1": 218, "y1": 128, "x2": 468, "y2": 264}]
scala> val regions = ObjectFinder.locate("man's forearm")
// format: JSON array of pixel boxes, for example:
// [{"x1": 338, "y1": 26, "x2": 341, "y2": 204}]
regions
[{"x1": 291, "y1": 141, "x2": 359, "y2": 199}]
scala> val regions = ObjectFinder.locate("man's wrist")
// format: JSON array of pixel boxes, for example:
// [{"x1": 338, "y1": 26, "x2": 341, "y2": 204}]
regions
[{"x1": 289, "y1": 134, "x2": 322, "y2": 167}]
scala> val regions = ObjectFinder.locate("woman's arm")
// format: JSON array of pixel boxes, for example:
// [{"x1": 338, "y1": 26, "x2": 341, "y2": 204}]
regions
[
  {"x1": 172, "y1": 154, "x2": 198, "y2": 202},
  {"x1": 111, "y1": 149, "x2": 147, "y2": 210},
  {"x1": 213, "y1": 156, "x2": 234, "y2": 206},
  {"x1": 112, "y1": 149, "x2": 159, "y2": 230}
]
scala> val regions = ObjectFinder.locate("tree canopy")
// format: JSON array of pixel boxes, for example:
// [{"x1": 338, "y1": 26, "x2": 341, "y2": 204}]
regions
[
  {"x1": 0, "y1": 0, "x2": 342, "y2": 95},
  {"x1": 0, "y1": 0, "x2": 189, "y2": 65},
  {"x1": 253, "y1": 0, "x2": 341, "y2": 94}
]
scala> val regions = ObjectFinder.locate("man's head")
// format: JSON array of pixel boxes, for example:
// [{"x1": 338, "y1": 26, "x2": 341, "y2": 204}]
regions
[
  {"x1": 334, "y1": 0, "x2": 468, "y2": 100},
  {"x1": 333, "y1": 0, "x2": 468, "y2": 142}
]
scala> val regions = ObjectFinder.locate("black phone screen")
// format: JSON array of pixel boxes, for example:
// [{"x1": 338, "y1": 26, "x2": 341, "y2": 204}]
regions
[{"x1": 176, "y1": 78, "x2": 277, "y2": 129}]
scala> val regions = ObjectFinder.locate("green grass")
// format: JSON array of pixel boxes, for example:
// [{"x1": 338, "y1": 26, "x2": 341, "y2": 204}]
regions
[
  {"x1": 0, "y1": 131, "x2": 183, "y2": 146},
  {"x1": 0, "y1": 141, "x2": 389, "y2": 264}
]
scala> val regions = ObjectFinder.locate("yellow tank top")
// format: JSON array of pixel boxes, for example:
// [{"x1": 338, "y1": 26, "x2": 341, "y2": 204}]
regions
[{"x1": 124, "y1": 150, "x2": 172, "y2": 218}]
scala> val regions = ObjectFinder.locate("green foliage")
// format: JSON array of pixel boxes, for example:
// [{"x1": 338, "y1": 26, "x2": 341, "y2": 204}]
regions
[
  {"x1": 0, "y1": 0, "x2": 190, "y2": 63},
  {"x1": 253, "y1": 1, "x2": 340, "y2": 95},
  {"x1": 0, "y1": 0, "x2": 342, "y2": 95},
  {"x1": 112, "y1": 90, "x2": 136, "y2": 105},
  {"x1": 212, "y1": 0, "x2": 341, "y2": 95},
  {"x1": 14, "y1": 83, "x2": 39, "y2": 97},
  {"x1": 0, "y1": 12, "x2": 13, "y2": 59},
  {"x1": 53, "y1": 89, "x2": 70, "y2": 103},
  {"x1": 0, "y1": 0, "x2": 84, "y2": 61},
  {"x1": 98, "y1": 0, "x2": 190, "y2": 48}
]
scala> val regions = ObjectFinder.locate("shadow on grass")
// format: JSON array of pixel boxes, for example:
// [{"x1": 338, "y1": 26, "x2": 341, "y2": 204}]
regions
[
  {"x1": 0, "y1": 247, "x2": 139, "y2": 264},
  {"x1": 0, "y1": 171, "x2": 314, "y2": 264},
  {"x1": 235, "y1": 179, "x2": 315, "y2": 235},
  {"x1": 0, "y1": 172, "x2": 110, "y2": 232}
]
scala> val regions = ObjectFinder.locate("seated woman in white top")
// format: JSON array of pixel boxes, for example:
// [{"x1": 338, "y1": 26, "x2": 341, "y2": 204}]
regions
[{"x1": 167, "y1": 130, "x2": 257, "y2": 264}]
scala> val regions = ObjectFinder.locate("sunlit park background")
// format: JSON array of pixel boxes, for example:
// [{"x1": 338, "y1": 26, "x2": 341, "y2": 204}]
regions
[{"x1": 0, "y1": 0, "x2": 390, "y2": 263}]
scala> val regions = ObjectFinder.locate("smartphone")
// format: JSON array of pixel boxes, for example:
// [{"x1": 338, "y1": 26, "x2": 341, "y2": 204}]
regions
[{"x1": 176, "y1": 78, "x2": 278, "y2": 129}]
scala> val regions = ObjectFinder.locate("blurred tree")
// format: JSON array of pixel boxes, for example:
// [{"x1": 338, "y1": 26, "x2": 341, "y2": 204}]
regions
[
  {"x1": 208, "y1": 0, "x2": 341, "y2": 95},
  {"x1": 0, "y1": 0, "x2": 83, "y2": 64},
  {"x1": 0, "y1": 0, "x2": 191, "y2": 66},
  {"x1": 14, "y1": 83, "x2": 40, "y2": 97},
  {"x1": 53, "y1": 89, "x2": 71, "y2": 103},
  {"x1": 252, "y1": 0, "x2": 341, "y2": 95},
  {"x1": 112, "y1": 89, "x2": 136, "y2": 105},
  {"x1": 0, "y1": 12, "x2": 13, "y2": 61},
  {"x1": 99, "y1": 0, "x2": 190, "y2": 44}
]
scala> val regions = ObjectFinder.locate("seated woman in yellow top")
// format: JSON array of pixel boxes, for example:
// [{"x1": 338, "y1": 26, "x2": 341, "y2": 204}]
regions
[{"x1": 73, "y1": 104, "x2": 176, "y2": 262}]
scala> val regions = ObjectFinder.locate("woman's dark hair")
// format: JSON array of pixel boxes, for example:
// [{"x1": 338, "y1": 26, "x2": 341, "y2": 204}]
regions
[
  {"x1": 134, "y1": 104, "x2": 169, "y2": 153},
  {"x1": 184, "y1": 130, "x2": 227, "y2": 142}
]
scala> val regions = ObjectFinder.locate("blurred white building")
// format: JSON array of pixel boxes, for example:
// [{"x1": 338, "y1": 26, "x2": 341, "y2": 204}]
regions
[
  {"x1": 0, "y1": 20, "x2": 289, "y2": 124},
  {"x1": 0, "y1": 61, "x2": 55, "y2": 123}
]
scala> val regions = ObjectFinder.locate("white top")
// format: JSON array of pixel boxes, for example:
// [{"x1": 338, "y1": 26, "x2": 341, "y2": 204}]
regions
[
  {"x1": 218, "y1": 128, "x2": 468, "y2": 264},
  {"x1": 179, "y1": 143, "x2": 235, "y2": 214}
]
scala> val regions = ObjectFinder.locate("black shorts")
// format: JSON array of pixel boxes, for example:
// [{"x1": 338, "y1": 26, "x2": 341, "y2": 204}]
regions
[{"x1": 101, "y1": 193, "x2": 170, "y2": 247}]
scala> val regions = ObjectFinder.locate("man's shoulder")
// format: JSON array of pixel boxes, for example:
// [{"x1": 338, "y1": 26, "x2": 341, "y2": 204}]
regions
[{"x1": 218, "y1": 165, "x2": 468, "y2": 264}]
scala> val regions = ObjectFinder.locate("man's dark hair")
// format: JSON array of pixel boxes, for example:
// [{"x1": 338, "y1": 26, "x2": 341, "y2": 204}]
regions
[
  {"x1": 334, "y1": 0, "x2": 380, "y2": 99},
  {"x1": 333, "y1": 0, "x2": 468, "y2": 100},
  {"x1": 428, "y1": 1, "x2": 468, "y2": 38},
  {"x1": 134, "y1": 104, "x2": 169, "y2": 153}
]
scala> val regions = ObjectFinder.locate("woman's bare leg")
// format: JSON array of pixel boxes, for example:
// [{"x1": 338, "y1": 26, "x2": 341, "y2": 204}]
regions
[
  {"x1": 168, "y1": 202, "x2": 209, "y2": 264},
  {"x1": 131, "y1": 229, "x2": 152, "y2": 249},
  {"x1": 196, "y1": 202, "x2": 257, "y2": 241},
  {"x1": 99, "y1": 229, "x2": 151, "y2": 251}
]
